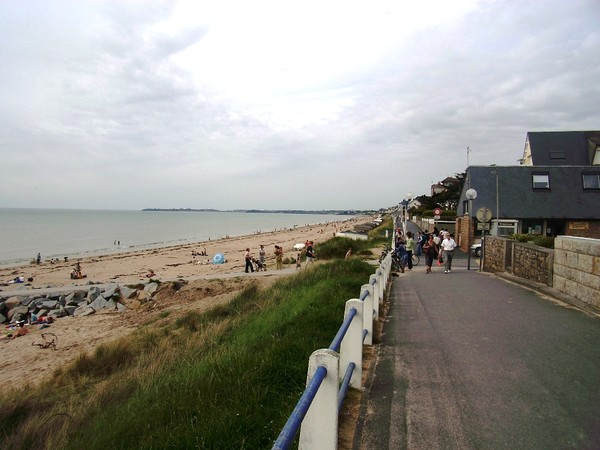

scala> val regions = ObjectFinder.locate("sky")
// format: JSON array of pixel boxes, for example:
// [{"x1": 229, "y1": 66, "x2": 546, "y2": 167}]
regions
[{"x1": 1, "y1": 0, "x2": 599, "y2": 211}]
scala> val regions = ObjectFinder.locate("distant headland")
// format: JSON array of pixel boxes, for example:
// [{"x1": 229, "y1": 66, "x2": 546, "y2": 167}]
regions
[{"x1": 141, "y1": 208, "x2": 368, "y2": 215}]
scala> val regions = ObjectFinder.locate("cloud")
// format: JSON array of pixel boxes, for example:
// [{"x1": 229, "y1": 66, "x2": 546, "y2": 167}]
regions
[{"x1": 0, "y1": 0, "x2": 599, "y2": 210}]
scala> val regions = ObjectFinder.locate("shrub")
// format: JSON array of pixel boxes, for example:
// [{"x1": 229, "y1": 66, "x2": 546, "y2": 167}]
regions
[
  {"x1": 315, "y1": 237, "x2": 374, "y2": 260},
  {"x1": 509, "y1": 234, "x2": 555, "y2": 249}
]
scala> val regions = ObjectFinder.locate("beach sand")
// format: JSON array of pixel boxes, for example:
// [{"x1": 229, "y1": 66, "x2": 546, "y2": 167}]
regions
[{"x1": 0, "y1": 216, "x2": 372, "y2": 389}]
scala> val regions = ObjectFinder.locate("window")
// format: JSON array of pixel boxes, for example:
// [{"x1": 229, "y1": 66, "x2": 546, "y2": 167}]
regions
[
  {"x1": 582, "y1": 174, "x2": 600, "y2": 189},
  {"x1": 532, "y1": 174, "x2": 550, "y2": 189},
  {"x1": 593, "y1": 147, "x2": 600, "y2": 165}
]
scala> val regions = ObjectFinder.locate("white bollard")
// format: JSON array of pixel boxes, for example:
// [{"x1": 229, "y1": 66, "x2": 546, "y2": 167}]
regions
[
  {"x1": 360, "y1": 284, "x2": 375, "y2": 345},
  {"x1": 299, "y1": 349, "x2": 340, "y2": 450},
  {"x1": 379, "y1": 258, "x2": 389, "y2": 284},
  {"x1": 370, "y1": 273, "x2": 384, "y2": 310},
  {"x1": 340, "y1": 299, "x2": 363, "y2": 388}
]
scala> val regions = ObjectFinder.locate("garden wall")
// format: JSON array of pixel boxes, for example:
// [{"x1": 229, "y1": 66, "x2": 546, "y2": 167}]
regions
[
  {"x1": 483, "y1": 236, "x2": 600, "y2": 313},
  {"x1": 553, "y1": 236, "x2": 600, "y2": 311}
]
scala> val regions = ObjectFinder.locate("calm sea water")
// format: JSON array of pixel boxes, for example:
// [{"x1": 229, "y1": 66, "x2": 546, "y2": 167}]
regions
[{"x1": 0, "y1": 209, "x2": 351, "y2": 267}]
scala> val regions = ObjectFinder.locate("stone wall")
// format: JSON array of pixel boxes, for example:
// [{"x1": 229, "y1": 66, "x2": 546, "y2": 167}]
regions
[
  {"x1": 512, "y1": 243, "x2": 553, "y2": 286},
  {"x1": 553, "y1": 236, "x2": 600, "y2": 311},
  {"x1": 484, "y1": 236, "x2": 553, "y2": 285},
  {"x1": 455, "y1": 215, "x2": 474, "y2": 251},
  {"x1": 482, "y1": 237, "x2": 510, "y2": 273}
]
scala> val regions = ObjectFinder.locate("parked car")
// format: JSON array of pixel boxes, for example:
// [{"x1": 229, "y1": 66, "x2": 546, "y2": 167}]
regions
[{"x1": 471, "y1": 243, "x2": 481, "y2": 257}]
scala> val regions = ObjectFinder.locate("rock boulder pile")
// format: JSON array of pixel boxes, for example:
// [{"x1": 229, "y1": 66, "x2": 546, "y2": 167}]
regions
[{"x1": 0, "y1": 282, "x2": 161, "y2": 324}]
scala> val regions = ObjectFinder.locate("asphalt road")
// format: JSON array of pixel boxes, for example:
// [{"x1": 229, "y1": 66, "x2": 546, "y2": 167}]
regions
[{"x1": 353, "y1": 258, "x2": 600, "y2": 450}]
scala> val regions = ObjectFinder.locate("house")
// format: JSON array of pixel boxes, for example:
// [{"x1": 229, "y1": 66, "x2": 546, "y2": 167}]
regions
[
  {"x1": 520, "y1": 131, "x2": 600, "y2": 166},
  {"x1": 455, "y1": 165, "x2": 600, "y2": 248},
  {"x1": 430, "y1": 176, "x2": 459, "y2": 196},
  {"x1": 454, "y1": 131, "x2": 600, "y2": 249}
]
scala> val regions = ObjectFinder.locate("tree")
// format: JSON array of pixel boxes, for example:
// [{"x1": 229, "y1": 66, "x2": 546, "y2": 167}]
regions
[{"x1": 413, "y1": 172, "x2": 466, "y2": 214}]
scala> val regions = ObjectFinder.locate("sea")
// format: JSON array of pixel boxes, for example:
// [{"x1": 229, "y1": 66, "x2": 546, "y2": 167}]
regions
[{"x1": 0, "y1": 208, "x2": 354, "y2": 267}]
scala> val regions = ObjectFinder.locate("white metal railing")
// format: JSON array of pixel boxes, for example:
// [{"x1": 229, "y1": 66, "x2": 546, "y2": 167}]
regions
[{"x1": 272, "y1": 253, "x2": 392, "y2": 450}]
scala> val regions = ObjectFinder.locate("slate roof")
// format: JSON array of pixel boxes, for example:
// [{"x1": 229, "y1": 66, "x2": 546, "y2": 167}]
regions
[
  {"x1": 526, "y1": 131, "x2": 600, "y2": 165},
  {"x1": 458, "y1": 166, "x2": 600, "y2": 220}
]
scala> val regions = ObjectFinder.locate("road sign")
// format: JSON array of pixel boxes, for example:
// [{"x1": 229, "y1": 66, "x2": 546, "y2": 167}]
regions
[
  {"x1": 433, "y1": 208, "x2": 443, "y2": 216},
  {"x1": 476, "y1": 207, "x2": 493, "y2": 223},
  {"x1": 477, "y1": 222, "x2": 491, "y2": 231}
]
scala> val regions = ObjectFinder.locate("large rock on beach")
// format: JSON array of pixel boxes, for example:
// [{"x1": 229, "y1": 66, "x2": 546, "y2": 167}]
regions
[
  {"x1": 144, "y1": 282, "x2": 159, "y2": 294},
  {"x1": 0, "y1": 282, "x2": 146, "y2": 324},
  {"x1": 4, "y1": 296, "x2": 22, "y2": 309},
  {"x1": 119, "y1": 286, "x2": 137, "y2": 299},
  {"x1": 102, "y1": 284, "x2": 119, "y2": 299}
]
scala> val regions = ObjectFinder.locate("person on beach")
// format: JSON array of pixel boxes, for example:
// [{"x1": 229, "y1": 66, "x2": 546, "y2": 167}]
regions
[
  {"x1": 305, "y1": 241, "x2": 315, "y2": 268},
  {"x1": 295, "y1": 252, "x2": 302, "y2": 269},
  {"x1": 441, "y1": 232, "x2": 457, "y2": 273},
  {"x1": 36, "y1": 253, "x2": 41, "y2": 265},
  {"x1": 345, "y1": 248, "x2": 352, "y2": 260},
  {"x1": 274, "y1": 245, "x2": 283, "y2": 270},
  {"x1": 258, "y1": 245, "x2": 266, "y2": 270},
  {"x1": 423, "y1": 234, "x2": 439, "y2": 274},
  {"x1": 70, "y1": 261, "x2": 86, "y2": 279},
  {"x1": 244, "y1": 248, "x2": 254, "y2": 273}
]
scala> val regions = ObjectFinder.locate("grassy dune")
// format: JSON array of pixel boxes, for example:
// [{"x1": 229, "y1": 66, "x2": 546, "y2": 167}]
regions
[{"x1": 0, "y1": 256, "x2": 377, "y2": 449}]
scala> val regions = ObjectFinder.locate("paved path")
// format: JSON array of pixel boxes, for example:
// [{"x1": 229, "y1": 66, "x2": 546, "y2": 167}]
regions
[{"x1": 353, "y1": 254, "x2": 600, "y2": 449}]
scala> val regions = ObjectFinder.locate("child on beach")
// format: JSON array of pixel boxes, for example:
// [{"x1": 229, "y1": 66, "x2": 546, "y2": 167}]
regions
[{"x1": 296, "y1": 252, "x2": 301, "y2": 269}]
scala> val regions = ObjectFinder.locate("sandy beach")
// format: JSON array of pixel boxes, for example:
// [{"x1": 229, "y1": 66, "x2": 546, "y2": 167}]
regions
[
  {"x1": 0, "y1": 216, "x2": 372, "y2": 389},
  {"x1": 0, "y1": 216, "x2": 367, "y2": 291}
]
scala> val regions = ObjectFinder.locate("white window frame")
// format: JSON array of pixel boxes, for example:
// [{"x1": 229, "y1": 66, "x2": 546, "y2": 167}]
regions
[{"x1": 532, "y1": 173, "x2": 550, "y2": 189}]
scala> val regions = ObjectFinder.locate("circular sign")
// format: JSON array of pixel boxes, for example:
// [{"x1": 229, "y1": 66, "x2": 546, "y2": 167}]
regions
[
  {"x1": 476, "y1": 207, "x2": 493, "y2": 222},
  {"x1": 433, "y1": 208, "x2": 443, "y2": 216}
]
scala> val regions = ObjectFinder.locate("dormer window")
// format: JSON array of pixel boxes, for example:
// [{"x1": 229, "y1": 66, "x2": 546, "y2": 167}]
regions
[
  {"x1": 582, "y1": 174, "x2": 600, "y2": 189},
  {"x1": 532, "y1": 173, "x2": 550, "y2": 189}
]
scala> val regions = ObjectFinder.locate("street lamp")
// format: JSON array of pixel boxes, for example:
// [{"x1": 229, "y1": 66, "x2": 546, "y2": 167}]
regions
[
  {"x1": 403, "y1": 193, "x2": 413, "y2": 235},
  {"x1": 465, "y1": 188, "x2": 477, "y2": 270}
]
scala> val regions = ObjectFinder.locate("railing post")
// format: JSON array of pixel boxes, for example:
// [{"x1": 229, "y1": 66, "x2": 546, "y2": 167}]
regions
[
  {"x1": 340, "y1": 299, "x2": 363, "y2": 388},
  {"x1": 369, "y1": 273, "x2": 383, "y2": 312},
  {"x1": 360, "y1": 284, "x2": 374, "y2": 345},
  {"x1": 299, "y1": 349, "x2": 339, "y2": 450},
  {"x1": 379, "y1": 259, "x2": 388, "y2": 284},
  {"x1": 381, "y1": 254, "x2": 392, "y2": 283},
  {"x1": 376, "y1": 267, "x2": 385, "y2": 291}
]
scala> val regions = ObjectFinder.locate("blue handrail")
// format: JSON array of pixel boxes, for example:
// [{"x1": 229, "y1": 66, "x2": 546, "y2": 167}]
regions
[
  {"x1": 272, "y1": 365, "x2": 328, "y2": 450},
  {"x1": 272, "y1": 245, "x2": 392, "y2": 450},
  {"x1": 338, "y1": 362, "x2": 356, "y2": 410},
  {"x1": 360, "y1": 289, "x2": 369, "y2": 301},
  {"x1": 329, "y1": 307, "x2": 357, "y2": 352}
]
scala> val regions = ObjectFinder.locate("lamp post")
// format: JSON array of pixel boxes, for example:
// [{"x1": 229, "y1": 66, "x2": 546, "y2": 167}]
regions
[
  {"x1": 465, "y1": 188, "x2": 477, "y2": 270},
  {"x1": 402, "y1": 193, "x2": 413, "y2": 236}
]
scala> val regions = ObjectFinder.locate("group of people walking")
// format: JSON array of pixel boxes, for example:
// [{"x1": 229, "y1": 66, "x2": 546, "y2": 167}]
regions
[
  {"x1": 394, "y1": 227, "x2": 457, "y2": 274},
  {"x1": 418, "y1": 228, "x2": 457, "y2": 274},
  {"x1": 244, "y1": 241, "x2": 315, "y2": 273}
]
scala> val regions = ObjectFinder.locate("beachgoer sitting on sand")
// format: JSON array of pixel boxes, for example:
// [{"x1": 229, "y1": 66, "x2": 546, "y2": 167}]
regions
[{"x1": 145, "y1": 269, "x2": 156, "y2": 278}]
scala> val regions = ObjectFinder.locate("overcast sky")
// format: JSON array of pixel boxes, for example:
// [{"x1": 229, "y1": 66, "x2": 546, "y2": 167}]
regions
[{"x1": 1, "y1": 0, "x2": 599, "y2": 211}]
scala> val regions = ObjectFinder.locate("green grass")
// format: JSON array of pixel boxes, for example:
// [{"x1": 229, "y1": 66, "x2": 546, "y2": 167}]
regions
[
  {"x1": 0, "y1": 259, "x2": 375, "y2": 450},
  {"x1": 509, "y1": 233, "x2": 555, "y2": 248},
  {"x1": 315, "y1": 216, "x2": 393, "y2": 260}
]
